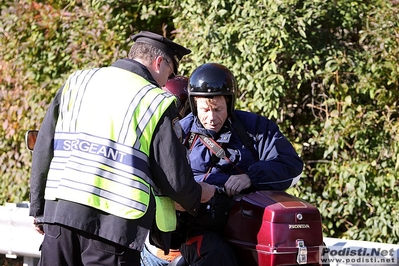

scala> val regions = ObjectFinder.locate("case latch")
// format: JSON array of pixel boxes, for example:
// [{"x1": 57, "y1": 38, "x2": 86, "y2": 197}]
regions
[{"x1": 296, "y1": 239, "x2": 308, "y2": 264}]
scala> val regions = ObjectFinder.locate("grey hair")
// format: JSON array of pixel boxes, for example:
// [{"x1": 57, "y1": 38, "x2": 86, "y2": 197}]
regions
[{"x1": 128, "y1": 42, "x2": 171, "y2": 65}]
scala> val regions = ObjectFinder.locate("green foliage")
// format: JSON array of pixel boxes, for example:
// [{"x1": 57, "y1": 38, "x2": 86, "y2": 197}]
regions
[
  {"x1": 1, "y1": 0, "x2": 398, "y2": 244},
  {"x1": 173, "y1": 0, "x2": 289, "y2": 116},
  {"x1": 171, "y1": 0, "x2": 399, "y2": 243},
  {"x1": 302, "y1": 0, "x2": 399, "y2": 243},
  {"x1": 0, "y1": 0, "x2": 174, "y2": 204}
]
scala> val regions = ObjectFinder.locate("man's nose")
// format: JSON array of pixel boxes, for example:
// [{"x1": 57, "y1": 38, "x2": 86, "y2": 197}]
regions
[{"x1": 207, "y1": 111, "x2": 216, "y2": 120}]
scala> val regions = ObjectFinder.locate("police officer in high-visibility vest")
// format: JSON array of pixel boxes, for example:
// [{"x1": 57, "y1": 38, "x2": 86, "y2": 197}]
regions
[{"x1": 29, "y1": 31, "x2": 215, "y2": 266}]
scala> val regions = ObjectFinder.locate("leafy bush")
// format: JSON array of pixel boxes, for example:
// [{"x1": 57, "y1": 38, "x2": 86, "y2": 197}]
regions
[
  {"x1": 171, "y1": 0, "x2": 399, "y2": 243},
  {"x1": 0, "y1": 0, "x2": 173, "y2": 203}
]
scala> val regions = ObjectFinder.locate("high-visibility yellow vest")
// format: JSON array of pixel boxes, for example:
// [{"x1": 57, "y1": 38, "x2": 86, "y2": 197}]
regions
[{"x1": 45, "y1": 66, "x2": 177, "y2": 231}]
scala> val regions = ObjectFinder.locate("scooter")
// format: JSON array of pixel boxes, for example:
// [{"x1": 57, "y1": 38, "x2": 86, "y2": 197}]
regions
[
  {"x1": 222, "y1": 190, "x2": 324, "y2": 266},
  {"x1": 166, "y1": 188, "x2": 325, "y2": 266},
  {"x1": 25, "y1": 130, "x2": 327, "y2": 266}
]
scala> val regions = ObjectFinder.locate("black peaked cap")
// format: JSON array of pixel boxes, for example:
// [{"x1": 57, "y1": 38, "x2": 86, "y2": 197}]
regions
[{"x1": 131, "y1": 31, "x2": 191, "y2": 73}]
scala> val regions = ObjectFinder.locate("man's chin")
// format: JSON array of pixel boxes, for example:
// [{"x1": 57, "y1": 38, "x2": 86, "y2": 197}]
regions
[
  {"x1": 205, "y1": 125, "x2": 218, "y2": 131},
  {"x1": 204, "y1": 126, "x2": 220, "y2": 134}
]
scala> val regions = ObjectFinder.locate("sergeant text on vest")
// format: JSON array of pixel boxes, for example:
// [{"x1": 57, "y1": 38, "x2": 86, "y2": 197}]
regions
[{"x1": 63, "y1": 139, "x2": 127, "y2": 163}]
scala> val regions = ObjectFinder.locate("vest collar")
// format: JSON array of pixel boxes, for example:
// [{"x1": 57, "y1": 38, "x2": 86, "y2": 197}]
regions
[{"x1": 111, "y1": 58, "x2": 159, "y2": 87}]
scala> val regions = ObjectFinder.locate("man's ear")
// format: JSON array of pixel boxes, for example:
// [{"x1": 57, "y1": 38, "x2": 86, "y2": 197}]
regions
[{"x1": 152, "y1": 56, "x2": 163, "y2": 74}]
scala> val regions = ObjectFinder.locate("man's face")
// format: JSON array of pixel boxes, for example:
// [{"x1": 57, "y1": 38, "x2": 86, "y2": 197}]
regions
[
  {"x1": 152, "y1": 56, "x2": 176, "y2": 87},
  {"x1": 196, "y1": 96, "x2": 228, "y2": 133}
]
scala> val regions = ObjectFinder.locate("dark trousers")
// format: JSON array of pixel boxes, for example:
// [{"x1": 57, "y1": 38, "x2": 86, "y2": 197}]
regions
[
  {"x1": 38, "y1": 224, "x2": 141, "y2": 266},
  {"x1": 179, "y1": 231, "x2": 239, "y2": 266},
  {"x1": 174, "y1": 194, "x2": 238, "y2": 265}
]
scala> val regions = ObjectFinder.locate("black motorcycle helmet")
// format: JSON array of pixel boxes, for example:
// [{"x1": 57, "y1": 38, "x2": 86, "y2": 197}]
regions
[{"x1": 188, "y1": 63, "x2": 237, "y2": 116}]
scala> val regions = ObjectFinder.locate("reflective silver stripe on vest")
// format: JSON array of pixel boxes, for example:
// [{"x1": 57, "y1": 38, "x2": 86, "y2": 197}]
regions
[
  {"x1": 49, "y1": 158, "x2": 149, "y2": 191},
  {"x1": 118, "y1": 84, "x2": 176, "y2": 149},
  {"x1": 54, "y1": 177, "x2": 147, "y2": 212},
  {"x1": 59, "y1": 69, "x2": 100, "y2": 132},
  {"x1": 133, "y1": 93, "x2": 176, "y2": 150},
  {"x1": 118, "y1": 83, "x2": 156, "y2": 144}
]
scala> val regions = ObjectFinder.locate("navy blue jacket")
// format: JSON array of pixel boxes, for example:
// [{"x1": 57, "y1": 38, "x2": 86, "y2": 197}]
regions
[{"x1": 179, "y1": 110, "x2": 303, "y2": 191}]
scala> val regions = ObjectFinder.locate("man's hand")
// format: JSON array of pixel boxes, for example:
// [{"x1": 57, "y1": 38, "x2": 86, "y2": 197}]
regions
[
  {"x1": 198, "y1": 182, "x2": 215, "y2": 203},
  {"x1": 33, "y1": 217, "x2": 44, "y2": 235},
  {"x1": 175, "y1": 183, "x2": 215, "y2": 211},
  {"x1": 224, "y1": 174, "x2": 251, "y2": 197},
  {"x1": 175, "y1": 202, "x2": 185, "y2": 212}
]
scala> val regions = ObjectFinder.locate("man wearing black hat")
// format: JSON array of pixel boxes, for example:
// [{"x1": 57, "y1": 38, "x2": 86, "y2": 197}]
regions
[{"x1": 29, "y1": 31, "x2": 215, "y2": 266}]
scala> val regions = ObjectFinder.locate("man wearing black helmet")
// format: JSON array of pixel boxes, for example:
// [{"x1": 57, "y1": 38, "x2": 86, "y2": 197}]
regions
[
  {"x1": 28, "y1": 31, "x2": 215, "y2": 266},
  {"x1": 175, "y1": 63, "x2": 304, "y2": 265}
]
